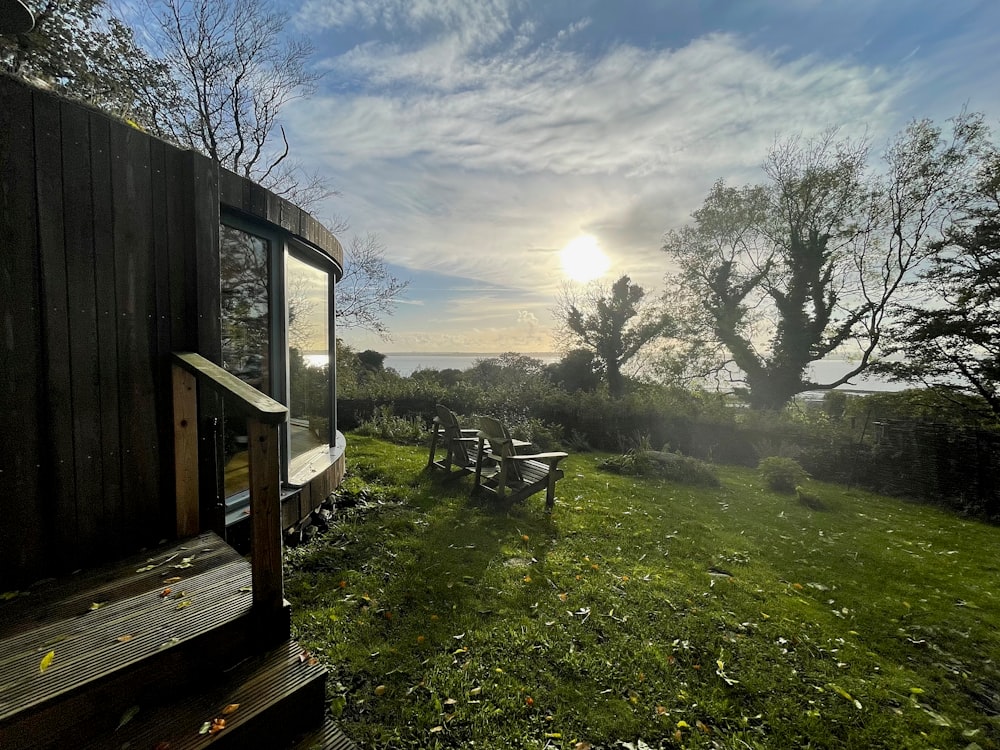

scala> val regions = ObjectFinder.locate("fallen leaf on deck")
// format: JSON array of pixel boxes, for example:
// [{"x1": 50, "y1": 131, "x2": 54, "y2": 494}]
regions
[
  {"x1": 90, "y1": 602, "x2": 106, "y2": 611},
  {"x1": 2, "y1": 591, "x2": 25, "y2": 600},
  {"x1": 175, "y1": 600, "x2": 192, "y2": 610},
  {"x1": 116, "y1": 705, "x2": 139, "y2": 731},
  {"x1": 163, "y1": 577, "x2": 182, "y2": 584},
  {"x1": 136, "y1": 565, "x2": 155, "y2": 573},
  {"x1": 198, "y1": 722, "x2": 211, "y2": 735},
  {"x1": 209, "y1": 717, "x2": 226, "y2": 735},
  {"x1": 116, "y1": 635, "x2": 134, "y2": 643},
  {"x1": 159, "y1": 588, "x2": 172, "y2": 598},
  {"x1": 39, "y1": 650, "x2": 55, "y2": 673},
  {"x1": 222, "y1": 703, "x2": 240, "y2": 714}
]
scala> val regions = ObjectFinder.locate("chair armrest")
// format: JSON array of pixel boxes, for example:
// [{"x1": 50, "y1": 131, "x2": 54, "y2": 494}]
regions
[
  {"x1": 459, "y1": 428, "x2": 479, "y2": 436},
  {"x1": 510, "y1": 452, "x2": 568, "y2": 465}
]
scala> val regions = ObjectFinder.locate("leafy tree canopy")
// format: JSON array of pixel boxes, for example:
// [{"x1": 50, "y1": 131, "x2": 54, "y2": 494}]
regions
[{"x1": 662, "y1": 116, "x2": 991, "y2": 410}]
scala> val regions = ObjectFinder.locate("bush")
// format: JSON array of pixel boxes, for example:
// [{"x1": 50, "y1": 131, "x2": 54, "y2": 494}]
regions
[
  {"x1": 600, "y1": 450, "x2": 720, "y2": 487},
  {"x1": 355, "y1": 407, "x2": 427, "y2": 445},
  {"x1": 758, "y1": 456, "x2": 809, "y2": 493}
]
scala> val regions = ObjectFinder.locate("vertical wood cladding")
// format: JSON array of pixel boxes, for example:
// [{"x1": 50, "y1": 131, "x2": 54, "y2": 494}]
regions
[
  {"x1": 0, "y1": 77, "x2": 218, "y2": 586},
  {"x1": 0, "y1": 75, "x2": 342, "y2": 588}
]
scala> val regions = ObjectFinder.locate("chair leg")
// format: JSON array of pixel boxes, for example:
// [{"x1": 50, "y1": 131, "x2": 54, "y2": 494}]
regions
[
  {"x1": 545, "y1": 474, "x2": 557, "y2": 512},
  {"x1": 428, "y1": 428, "x2": 440, "y2": 468}
]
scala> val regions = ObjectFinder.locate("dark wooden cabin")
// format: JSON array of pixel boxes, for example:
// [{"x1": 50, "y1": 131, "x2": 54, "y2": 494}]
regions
[{"x1": 0, "y1": 74, "x2": 354, "y2": 748}]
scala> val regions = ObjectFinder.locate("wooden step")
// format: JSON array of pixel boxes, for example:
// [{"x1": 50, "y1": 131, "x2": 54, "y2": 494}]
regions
[
  {"x1": 74, "y1": 639, "x2": 330, "y2": 749},
  {"x1": 0, "y1": 532, "x2": 269, "y2": 749},
  {"x1": 286, "y1": 717, "x2": 360, "y2": 750}
]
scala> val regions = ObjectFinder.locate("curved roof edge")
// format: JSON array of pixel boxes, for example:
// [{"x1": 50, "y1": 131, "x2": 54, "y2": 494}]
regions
[{"x1": 219, "y1": 168, "x2": 344, "y2": 278}]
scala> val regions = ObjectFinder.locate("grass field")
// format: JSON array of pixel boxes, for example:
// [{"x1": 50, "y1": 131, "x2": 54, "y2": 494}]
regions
[{"x1": 285, "y1": 436, "x2": 1000, "y2": 749}]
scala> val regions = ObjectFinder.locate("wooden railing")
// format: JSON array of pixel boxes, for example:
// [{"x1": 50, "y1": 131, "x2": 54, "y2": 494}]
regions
[{"x1": 171, "y1": 352, "x2": 287, "y2": 615}]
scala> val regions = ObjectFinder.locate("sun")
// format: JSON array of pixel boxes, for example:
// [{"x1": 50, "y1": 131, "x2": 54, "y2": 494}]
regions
[{"x1": 560, "y1": 235, "x2": 610, "y2": 283}]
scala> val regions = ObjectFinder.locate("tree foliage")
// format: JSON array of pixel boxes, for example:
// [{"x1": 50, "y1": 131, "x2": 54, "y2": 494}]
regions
[
  {"x1": 662, "y1": 117, "x2": 990, "y2": 409},
  {"x1": 1, "y1": 0, "x2": 175, "y2": 124},
  {"x1": 876, "y1": 145, "x2": 1000, "y2": 415},
  {"x1": 336, "y1": 233, "x2": 409, "y2": 338},
  {"x1": 141, "y1": 0, "x2": 330, "y2": 208},
  {"x1": 558, "y1": 275, "x2": 675, "y2": 398}
]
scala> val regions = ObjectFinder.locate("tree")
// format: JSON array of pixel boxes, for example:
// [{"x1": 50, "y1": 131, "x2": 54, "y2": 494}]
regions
[
  {"x1": 1, "y1": 0, "x2": 175, "y2": 125},
  {"x1": 557, "y1": 275, "x2": 675, "y2": 398},
  {"x1": 545, "y1": 349, "x2": 602, "y2": 393},
  {"x1": 662, "y1": 117, "x2": 989, "y2": 410},
  {"x1": 141, "y1": 0, "x2": 330, "y2": 208},
  {"x1": 875, "y1": 146, "x2": 1000, "y2": 416},
  {"x1": 357, "y1": 349, "x2": 387, "y2": 373},
  {"x1": 336, "y1": 233, "x2": 409, "y2": 338}
]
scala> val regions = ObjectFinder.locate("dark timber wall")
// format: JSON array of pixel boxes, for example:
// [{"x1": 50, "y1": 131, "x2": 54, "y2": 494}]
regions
[{"x1": 0, "y1": 75, "x2": 343, "y2": 588}]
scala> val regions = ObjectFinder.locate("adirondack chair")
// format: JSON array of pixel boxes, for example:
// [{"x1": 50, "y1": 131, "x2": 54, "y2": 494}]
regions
[
  {"x1": 473, "y1": 415, "x2": 568, "y2": 511},
  {"x1": 428, "y1": 404, "x2": 480, "y2": 477}
]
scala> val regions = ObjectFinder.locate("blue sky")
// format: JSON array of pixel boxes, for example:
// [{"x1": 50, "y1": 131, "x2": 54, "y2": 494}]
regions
[{"x1": 276, "y1": 0, "x2": 1000, "y2": 353}]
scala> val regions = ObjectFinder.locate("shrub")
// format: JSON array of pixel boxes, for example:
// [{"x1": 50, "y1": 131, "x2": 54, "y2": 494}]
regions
[
  {"x1": 600, "y1": 450, "x2": 720, "y2": 487},
  {"x1": 355, "y1": 407, "x2": 426, "y2": 445},
  {"x1": 758, "y1": 456, "x2": 809, "y2": 493}
]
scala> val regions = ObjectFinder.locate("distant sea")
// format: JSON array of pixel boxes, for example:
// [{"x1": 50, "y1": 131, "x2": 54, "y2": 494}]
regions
[{"x1": 384, "y1": 352, "x2": 559, "y2": 377}]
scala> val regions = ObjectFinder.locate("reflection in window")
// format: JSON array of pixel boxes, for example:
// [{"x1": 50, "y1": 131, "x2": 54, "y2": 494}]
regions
[
  {"x1": 220, "y1": 225, "x2": 270, "y2": 497},
  {"x1": 287, "y1": 254, "x2": 330, "y2": 462}
]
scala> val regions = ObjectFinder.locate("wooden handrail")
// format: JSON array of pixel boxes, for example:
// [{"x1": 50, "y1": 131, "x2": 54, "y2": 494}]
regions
[
  {"x1": 173, "y1": 351, "x2": 286, "y2": 423},
  {"x1": 171, "y1": 352, "x2": 287, "y2": 617}
]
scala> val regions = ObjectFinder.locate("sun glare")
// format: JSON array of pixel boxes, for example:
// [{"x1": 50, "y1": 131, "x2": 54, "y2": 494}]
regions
[{"x1": 560, "y1": 235, "x2": 610, "y2": 283}]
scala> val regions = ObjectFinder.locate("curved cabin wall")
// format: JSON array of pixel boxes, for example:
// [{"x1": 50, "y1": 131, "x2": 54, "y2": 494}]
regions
[{"x1": 0, "y1": 74, "x2": 344, "y2": 588}]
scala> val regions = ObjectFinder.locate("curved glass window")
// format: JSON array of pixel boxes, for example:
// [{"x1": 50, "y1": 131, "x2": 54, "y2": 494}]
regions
[
  {"x1": 287, "y1": 253, "x2": 331, "y2": 463},
  {"x1": 218, "y1": 218, "x2": 336, "y2": 498},
  {"x1": 220, "y1": 225, "x2": 271, "y2": 497}
]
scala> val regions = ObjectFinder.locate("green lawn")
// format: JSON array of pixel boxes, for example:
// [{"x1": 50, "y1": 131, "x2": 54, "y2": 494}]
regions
[{"x1": 285, "y1": 436, "x2": 1000, "y2": 749}]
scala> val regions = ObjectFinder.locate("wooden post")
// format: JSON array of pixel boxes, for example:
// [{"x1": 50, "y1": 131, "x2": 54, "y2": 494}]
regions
[
  {"x1": 248, "y1": 417, "x2": 283, "y2": 613},
  {"x1": 173, "y1": 363, "x2": 200, "y2": 536}
]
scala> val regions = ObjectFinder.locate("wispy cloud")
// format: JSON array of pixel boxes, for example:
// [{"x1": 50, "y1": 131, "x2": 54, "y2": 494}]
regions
[{"x1": 285, "y1": 0, "x2": 998, "y2": 352}]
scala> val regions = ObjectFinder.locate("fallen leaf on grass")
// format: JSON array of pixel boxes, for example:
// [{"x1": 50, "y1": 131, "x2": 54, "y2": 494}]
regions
[
  {"x1": 829, "y1": 683, "x2": 862, "y2": 709},
  {"x1": 39, "y1": 650, "x2": 55, "y2": 673},
  {"x1": 374, "y1": 685, "x2": 387, "y2": 696},
  {"x1": 116, "y1": 705, "x2": 139, "y2": 731},
  {"x1": 430, "y1": 725, "x2": 444, "y2": 733}
]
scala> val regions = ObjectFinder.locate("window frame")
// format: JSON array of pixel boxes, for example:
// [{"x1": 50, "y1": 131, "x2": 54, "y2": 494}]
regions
[{"x1": 219, "y1": 211, "x2": 337, "y2": 493}]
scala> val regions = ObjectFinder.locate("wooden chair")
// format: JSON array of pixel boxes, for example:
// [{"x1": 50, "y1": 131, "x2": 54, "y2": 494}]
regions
[
  {"x1": 427, "y1": 404, "x2": 480, "y2": 478},
  {"x1": 473, "y1": 415, "x2": 568, "y2": 512}
]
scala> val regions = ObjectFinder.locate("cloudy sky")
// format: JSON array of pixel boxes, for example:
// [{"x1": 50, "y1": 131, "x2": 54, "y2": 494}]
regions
[{"x1": 278, "y1": 0, "x2": 1000, "y2": 354}]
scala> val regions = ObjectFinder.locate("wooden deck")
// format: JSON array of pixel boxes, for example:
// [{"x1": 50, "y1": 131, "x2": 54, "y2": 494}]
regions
[{"x1": 0, "y1": 532, "x2": 356, "y2": 749}]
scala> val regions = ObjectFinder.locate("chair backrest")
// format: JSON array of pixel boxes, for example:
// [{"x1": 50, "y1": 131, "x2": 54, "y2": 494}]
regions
[
  {"x1": 478, "y1": 415, "x2": 522, "y2": 482},
  {"x1": 436, "y1": 404, "x2": 475, "y2": 466},
  {"x1": 435, "y1": 404, "x2": 461, "y2": 433}
]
